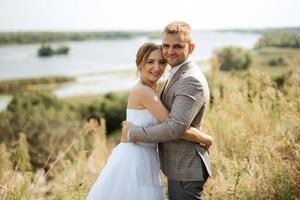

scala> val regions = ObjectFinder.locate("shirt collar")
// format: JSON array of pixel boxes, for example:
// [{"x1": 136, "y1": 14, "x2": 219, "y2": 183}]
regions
[{"x1": 168, "y1": 56, "x2": 192, "y2": 79}]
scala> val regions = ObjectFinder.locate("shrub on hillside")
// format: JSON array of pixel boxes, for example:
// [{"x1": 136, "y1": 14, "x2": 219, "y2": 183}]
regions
[
  {"x1": 268, "y1": 57, "x2": 286, "y2": 66},
  {"x1": 0, "y1": 91, "x2": 81, "y2": 169},
  {"x1": 100, "y1": 93, "x2": 127, "y2": 133},
  {"x1": 214, "y1": 46, "x2": 252, "y2": 71},
  {"x1": 76, "y1": 92, "x2": 128, "y2": 134},
  {"x1": 0, "y1": 90, "x2": 127, "y2": 170}
]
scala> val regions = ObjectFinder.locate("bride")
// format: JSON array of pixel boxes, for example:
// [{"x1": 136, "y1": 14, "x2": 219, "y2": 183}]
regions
[{"x1": 87, "y1": 42, "x2": 212, "y2": 200}]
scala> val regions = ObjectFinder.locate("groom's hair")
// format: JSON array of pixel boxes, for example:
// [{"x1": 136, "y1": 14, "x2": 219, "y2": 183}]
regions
[
  {"x1": 163, "y1": 21, "x2": 192, "y2": 43},
  {"x1": 136, "y1": 42, "x2": 162, "y2": 68}
]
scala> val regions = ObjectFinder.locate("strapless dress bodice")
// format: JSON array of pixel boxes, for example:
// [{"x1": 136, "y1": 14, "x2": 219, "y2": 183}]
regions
[{"x1": 126, "y1": 109, "x2": 159, "y2": 150}]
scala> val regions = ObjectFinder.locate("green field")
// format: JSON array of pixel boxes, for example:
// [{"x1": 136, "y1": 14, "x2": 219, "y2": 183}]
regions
[{"x1": 250, "y1": 47, "x2": 299, "y2": 76}]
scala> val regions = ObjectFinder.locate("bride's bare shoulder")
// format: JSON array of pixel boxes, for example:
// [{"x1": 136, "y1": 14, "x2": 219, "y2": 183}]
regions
[
  {"x1": 129, "y1": 84, "x2": 157, "y2": 105},
  {"x1": 130, "y1": 84, "x2": 156, "y2": 98},
  {"x1": 128, "y1": 84, "x2": 156, "y2": 108}
]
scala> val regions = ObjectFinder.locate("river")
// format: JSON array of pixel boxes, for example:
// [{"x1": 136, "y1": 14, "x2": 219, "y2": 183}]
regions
[{"x1": 0, "y1": 31, "x2": 260, "y2": 111}]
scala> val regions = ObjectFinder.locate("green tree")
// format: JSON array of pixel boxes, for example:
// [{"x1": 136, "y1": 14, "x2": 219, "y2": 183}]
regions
[
  {"x1": 214, "y1": 46, "x2": 252, "y2": 71},
  {"x1": 38, "y1": 44, "x2": 54, "y2": 56}
]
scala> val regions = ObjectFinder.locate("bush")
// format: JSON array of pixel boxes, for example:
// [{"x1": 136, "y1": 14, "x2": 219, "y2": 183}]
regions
[
  {"x1": 100, "y1": 93, "x2": 127, "y2": 133},
  {"x1": 268, "y1": 57, "x2": 286, "y2": 66},
  {"x1": 214, "y1": 46, "x2": 252, "y2": 71},
  {"x1": 0, "y1": 90, "x2": 127, "y2": 169},
  {"x1": 0, "y1": 91, "x2": 81, "y2": 169},
  {"x1": 76, "y1": 92, "x2": 128, "y2": 134}
]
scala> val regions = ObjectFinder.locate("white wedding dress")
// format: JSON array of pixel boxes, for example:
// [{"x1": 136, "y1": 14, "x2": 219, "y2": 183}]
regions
[{"x1": 87, "y1": 109, "x2": 164, "y2": 200}]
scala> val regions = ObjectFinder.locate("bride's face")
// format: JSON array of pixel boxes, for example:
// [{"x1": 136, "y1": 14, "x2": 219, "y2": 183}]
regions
[{"x1": 139, "y1": 49, "x2": 167, "y2": 83}]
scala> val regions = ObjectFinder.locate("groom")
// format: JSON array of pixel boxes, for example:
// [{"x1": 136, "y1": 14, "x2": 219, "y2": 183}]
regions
[{"x1": 122, "y1": 21, "x2": 211, "y2": 200}]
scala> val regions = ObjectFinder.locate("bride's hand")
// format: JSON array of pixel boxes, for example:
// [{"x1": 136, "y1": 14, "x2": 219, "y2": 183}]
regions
[
  {"x1": 202, "y1": 135, "x2": 213, "y2": 151},
  {"x1": 121, "y1": 121, "x2": 134, "y2": 142}
]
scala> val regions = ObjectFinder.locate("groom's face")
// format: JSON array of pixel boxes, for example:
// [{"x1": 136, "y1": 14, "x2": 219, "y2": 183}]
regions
[{"x1": 162, "y1": 33, "x2": 194, "y2": 67}]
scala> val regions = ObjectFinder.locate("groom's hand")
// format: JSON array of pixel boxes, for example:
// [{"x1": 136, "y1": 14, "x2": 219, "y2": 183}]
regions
[{"x1": 121, "y1": 121, "x2": 134, "y2": 142}]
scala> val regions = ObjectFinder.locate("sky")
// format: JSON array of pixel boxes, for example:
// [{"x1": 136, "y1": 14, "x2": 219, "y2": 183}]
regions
[{"x1": 0, "y1": 0, "x2": 299, "y2": 31}]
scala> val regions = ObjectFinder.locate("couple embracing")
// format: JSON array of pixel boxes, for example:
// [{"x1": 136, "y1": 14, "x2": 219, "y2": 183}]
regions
[{"x1": 87, "y1": 21, "x2": 213, "y2": 200}]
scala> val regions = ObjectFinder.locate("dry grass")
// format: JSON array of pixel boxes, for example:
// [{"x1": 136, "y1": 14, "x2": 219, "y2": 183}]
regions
[
  {"x1": 0, "y1": 59, "x2": 299, "y2": 199},
  {"x1": 203, "y1": 58, "x2": 300, "y2": 199},
  {"x1": 0, "y1": 118, "x2": 111, "y2": 200}
]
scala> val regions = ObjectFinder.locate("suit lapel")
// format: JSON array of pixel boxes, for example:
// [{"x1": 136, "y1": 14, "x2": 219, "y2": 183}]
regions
[
  {"x1": 161, "y1": 61, "x2": 195, "y2": 101},
  {"x1": 163, "y1": 61, "x2": 193, "y2": 93}
]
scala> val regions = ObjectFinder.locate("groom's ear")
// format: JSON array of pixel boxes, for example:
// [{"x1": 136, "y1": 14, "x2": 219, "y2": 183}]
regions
[{"x1": 188, "y1": 43, "x2": 195, "y2": 54}]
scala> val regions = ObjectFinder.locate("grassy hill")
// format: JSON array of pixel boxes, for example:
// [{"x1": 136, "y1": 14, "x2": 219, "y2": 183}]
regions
[{"x1": 1, "y1": 58, "x2": 299, "y2": 199}]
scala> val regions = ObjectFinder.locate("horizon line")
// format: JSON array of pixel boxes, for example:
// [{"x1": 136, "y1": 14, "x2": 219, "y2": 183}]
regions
[{"x1": 0, "y1": 25, "x2": 299, "y2": 33}]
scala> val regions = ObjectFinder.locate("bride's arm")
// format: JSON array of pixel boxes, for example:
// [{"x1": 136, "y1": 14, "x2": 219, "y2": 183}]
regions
[
  {"x1": 127, "y1": 86, "x2": 213, "y2": 147},
  {"x1": 181, "y1": 127, "x2": 213, "y2": 150}
]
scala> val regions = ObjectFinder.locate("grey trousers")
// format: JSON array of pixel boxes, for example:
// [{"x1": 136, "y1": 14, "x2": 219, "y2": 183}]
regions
[{"x1": 168, "y1": 178, "x2": 208, "y2": 200}]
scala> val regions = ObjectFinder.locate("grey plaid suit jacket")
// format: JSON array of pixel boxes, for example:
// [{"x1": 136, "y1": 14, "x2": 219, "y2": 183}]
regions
[{"x1": 129, "y1": 60, "x2": 212, "y2": 181}]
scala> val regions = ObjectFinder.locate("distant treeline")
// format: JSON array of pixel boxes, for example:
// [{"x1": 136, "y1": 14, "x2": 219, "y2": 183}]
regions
[
  {"x1": 217, "y1": 27, "x2": 300, "y2": 34},
  {"x1": 0, "y1": 31, "x2": 161, "y2": 45},
  {"x1": 218, "y1": 27, "x2": 300, "y2": 49}
]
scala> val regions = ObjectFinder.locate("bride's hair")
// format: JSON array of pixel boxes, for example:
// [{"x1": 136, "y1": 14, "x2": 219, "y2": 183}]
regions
[{"x1": 135, "y1": 42, "x2": 162, "y2": 70}]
